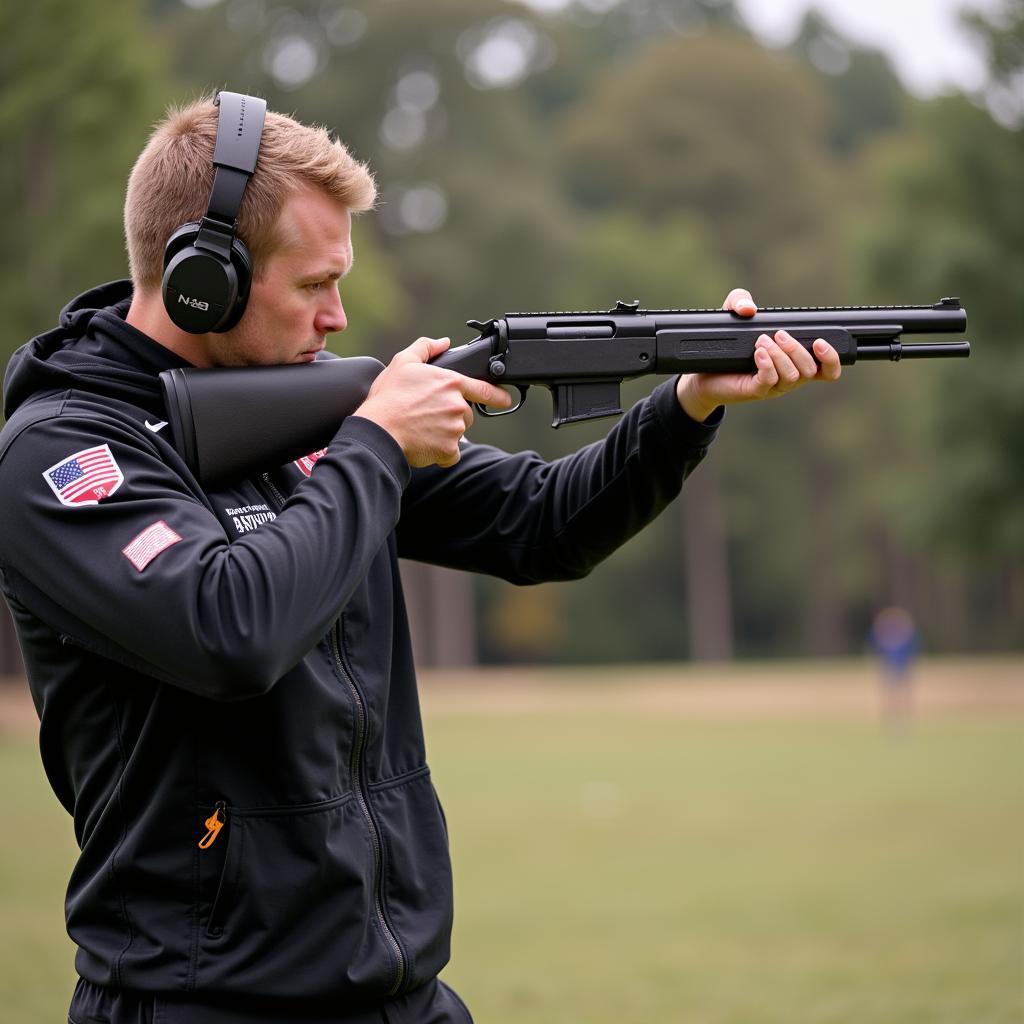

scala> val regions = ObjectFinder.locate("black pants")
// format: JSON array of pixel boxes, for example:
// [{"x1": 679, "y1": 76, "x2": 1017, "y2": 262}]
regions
[{"x1": 69, "y1": 977, "x2": 473, "y2": 1024}]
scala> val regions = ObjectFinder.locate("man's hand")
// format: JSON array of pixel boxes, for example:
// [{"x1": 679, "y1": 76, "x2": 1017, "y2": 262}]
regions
[
  {"x1": 676, "y1": 288, "x2": 842, "y2": 422},
  {"x1": 355, "y1": 337, "x2": 512, "y2": 468}
]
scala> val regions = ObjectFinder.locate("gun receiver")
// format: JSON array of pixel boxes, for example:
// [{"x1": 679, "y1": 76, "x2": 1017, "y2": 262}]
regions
[{"x1": 159, "y1": 298, "x2": 969, "y2": 486}]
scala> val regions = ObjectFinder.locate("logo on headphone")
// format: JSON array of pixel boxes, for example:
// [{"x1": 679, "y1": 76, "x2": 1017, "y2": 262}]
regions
[{"x1": 178, "y1": 294, "x2": 210, "y2": 311}]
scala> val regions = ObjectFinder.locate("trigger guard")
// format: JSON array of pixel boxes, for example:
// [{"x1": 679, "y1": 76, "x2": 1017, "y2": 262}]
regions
[{"x1": 475, "y1": 385, "x2": 527, "y2": 418}]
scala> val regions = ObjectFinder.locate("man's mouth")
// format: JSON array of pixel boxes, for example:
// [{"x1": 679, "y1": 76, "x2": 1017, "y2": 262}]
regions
[{"x1": 298, "y1": 341, "x2": 326, "y2": 360}]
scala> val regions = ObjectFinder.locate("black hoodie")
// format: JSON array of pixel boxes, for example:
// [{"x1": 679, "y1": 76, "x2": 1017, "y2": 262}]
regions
[{"x1": 0, "y1": 282, "x2": 721, "y2": 1016}]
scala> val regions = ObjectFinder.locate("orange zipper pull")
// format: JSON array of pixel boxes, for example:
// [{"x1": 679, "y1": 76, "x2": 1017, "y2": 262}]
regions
[{"x1": 198, "y1": 802, "x2": 226, "y2": 849}]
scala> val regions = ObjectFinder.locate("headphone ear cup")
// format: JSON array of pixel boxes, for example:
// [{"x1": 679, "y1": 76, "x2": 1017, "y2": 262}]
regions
[
  {"x1": 162, "y1": 222, "x2": 240, "y2": 334},
  {"x1": 161, "y1": 223, "x2": 254, "y2": 334}
]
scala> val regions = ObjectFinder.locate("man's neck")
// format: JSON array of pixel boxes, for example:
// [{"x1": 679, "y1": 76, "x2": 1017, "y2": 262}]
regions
[{"x1": 126, "y1": 290, "x2": 214, "y2": 368}]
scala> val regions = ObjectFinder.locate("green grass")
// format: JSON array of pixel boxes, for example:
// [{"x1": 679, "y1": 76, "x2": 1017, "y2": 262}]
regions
[
  {"x1": 1, "y1": 677, "x2": 1022, "y2": 1023},
  {"x1": 430, "y1": 712, "x2": 1023, "y2": 1023},
  {"x1": 0, "y1": 733, "x2": 80, "y2": 1021}
]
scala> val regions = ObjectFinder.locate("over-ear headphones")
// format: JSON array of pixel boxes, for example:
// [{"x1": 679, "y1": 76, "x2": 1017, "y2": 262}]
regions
[{"x1": 161, "y1": 91, "x2": 267, "y2": 334}]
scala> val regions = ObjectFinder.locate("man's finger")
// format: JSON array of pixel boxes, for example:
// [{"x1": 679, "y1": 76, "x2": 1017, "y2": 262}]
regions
[
  {"x1": 753, "y1": 339, "x2": 779, "y2": 390},
  {"x1": 723, "y1": 288, "x2": 757, "y2": 316},
  {"x1": 813, "y1": 338, "x2": 842, "y2": 381},
  {"x1": 457, "y1": 376, "x2": 514, "y2": 409},
  {"x1": 397, "y1": 336, "x2": 452, "y2": 365},
  {"x1": 772, "y1": 330, "x2": 818, "y2": 378},
  {"x1": 756, "y1": 335, "x2": 801, "y2": 389}
]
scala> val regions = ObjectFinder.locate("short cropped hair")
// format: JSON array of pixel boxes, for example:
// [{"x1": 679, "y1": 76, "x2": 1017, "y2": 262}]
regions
[{"x1": 124, "y1": 95, "x2": 376, "y2": 290}]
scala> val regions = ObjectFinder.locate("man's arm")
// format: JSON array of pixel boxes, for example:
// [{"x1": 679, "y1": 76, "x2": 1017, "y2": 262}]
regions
[
  {"x1": 397, "y1": 375, "x2": 721, "y2": 583},
  {"x1": 396, "y1": 289, "x2": 840, "y2": 583},
  {"x1": 0, "y1": 409, "x2": 409, "y2": 699}
]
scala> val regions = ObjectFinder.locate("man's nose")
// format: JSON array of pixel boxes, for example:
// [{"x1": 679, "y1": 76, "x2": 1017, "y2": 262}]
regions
[{"x1": 317, "y1": 287, "x2": 347, "y2": 334}]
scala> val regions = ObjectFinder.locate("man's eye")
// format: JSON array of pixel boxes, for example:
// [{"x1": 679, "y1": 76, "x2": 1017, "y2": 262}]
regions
[{"x1": 306, "y1": 281, "x2": 324, "y2": 292}]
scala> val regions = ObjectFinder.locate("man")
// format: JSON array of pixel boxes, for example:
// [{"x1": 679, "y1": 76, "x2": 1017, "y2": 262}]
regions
[{"x1": 0, "y1": 94, "x2": 840, "y2": 1024}]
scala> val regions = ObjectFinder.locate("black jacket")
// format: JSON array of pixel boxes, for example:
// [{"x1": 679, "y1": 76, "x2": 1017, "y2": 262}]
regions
[{"x1": 0, "y1": 282, "x2": 721, "y2": 1009}]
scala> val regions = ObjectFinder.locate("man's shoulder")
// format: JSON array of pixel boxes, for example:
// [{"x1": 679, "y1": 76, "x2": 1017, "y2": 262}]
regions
[
  {"x1": 0, "y1": 389, "x2": 168, "y2": 482},
  {"x1": 0, "y1": 390, "x2": 71, "y2": 459}
]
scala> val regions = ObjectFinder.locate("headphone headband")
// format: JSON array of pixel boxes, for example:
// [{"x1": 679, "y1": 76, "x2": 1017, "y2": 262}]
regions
[
  {"x1": 213, "y1": 92, "x2": 265, "y2": 174},
  {"x1": 206, "y1": 92, "x2": 266, "y2": 226}
]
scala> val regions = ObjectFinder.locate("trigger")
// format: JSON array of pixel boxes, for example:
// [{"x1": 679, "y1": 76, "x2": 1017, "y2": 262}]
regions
[{"x1": 475, "y1": 385, "x2": 527, "y2": 418}]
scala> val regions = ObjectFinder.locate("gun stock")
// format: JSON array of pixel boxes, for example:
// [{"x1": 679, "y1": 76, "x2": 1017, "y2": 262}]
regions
[{"x1": 160, "y1": 356, "x2": 385, "y2": 487}]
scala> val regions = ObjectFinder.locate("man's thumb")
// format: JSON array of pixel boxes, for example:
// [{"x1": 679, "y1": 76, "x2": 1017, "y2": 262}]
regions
[{"x1": 401, "y1": 336, "x2": 451, "y2": 364}]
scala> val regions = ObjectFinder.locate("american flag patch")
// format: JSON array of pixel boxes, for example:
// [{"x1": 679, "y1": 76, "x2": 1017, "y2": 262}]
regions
[
  {"x1": 43, "y1": 444, "x2": 124, "y2": 506},
  {"x1": 122, "y1": 520, "x2": 182, "y2": 572},
  {"x1": 295, "y1": 447, "x2": 329, "y2": 477}
]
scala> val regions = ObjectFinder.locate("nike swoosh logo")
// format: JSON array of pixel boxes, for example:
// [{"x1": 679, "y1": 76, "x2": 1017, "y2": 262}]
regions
[{"x1": 145, "y1": 420, "x2": 168, "y2": 433}]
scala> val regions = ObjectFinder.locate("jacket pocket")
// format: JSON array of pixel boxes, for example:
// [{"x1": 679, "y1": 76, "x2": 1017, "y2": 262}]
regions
[{"x1": 194, "y1": 792, "x2": 401, "y2": 1001}]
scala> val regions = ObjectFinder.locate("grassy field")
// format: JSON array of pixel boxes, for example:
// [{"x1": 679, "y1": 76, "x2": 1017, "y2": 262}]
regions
[{"x1": 1, "y1": 660, "x2": 1022, "y2": 1023}]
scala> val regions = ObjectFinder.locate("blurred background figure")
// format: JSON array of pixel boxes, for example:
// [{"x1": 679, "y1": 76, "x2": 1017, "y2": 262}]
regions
[{"x1": 870, "y1": 605, "x2": 919, "y2": 733}]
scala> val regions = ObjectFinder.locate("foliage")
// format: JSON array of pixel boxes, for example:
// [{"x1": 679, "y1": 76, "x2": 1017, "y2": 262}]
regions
[
  {"x1": 787, "y1": 9, "x2": 909, "y2": 153},
  {"x1": 962, "y1": 0, "x2": 1024, "y2": 127},
  {"x1": 1, "y1": 0, "x2": 1019, "y2": 659},
  {"x1": 560, "y1": 30, "x2": 841, "y2": 295},
  {"x1": 0, "y1": 0, "x2": 171, "y2": 376},
  {"x1": 856, "y1": 95, "x2": 1024, "y2": 560}
]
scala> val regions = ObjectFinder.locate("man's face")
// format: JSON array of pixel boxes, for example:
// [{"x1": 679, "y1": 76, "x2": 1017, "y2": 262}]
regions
[{"x1": 207, "y1": 187, "x2": 354, "y2": 367}]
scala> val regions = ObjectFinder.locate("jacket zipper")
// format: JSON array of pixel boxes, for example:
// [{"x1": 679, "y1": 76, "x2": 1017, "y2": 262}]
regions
[
  {"x1": 261, "y1": 469, "x2": 405, "y2": 989},
  {"x1": 330, "y1": 624, "x2": 406, "y2": 995},
  {"x1": 198, "y1": 801, "x2": 231, "y2": 937},
  {"x1": 261, "y1": 471, "x2": 287, "y2": 511},
  {"x1": 198, "y1": 801, "x2": 226, "y2": 848}
]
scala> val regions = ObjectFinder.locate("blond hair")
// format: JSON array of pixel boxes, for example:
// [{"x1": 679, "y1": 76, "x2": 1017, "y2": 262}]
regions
[{"x1": 125, "y1": 95, "x2": 376, "y2": 290}]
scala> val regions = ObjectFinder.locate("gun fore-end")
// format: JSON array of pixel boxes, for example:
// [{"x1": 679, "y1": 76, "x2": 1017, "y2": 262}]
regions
[{"x1": 655, "y1": 327, "x2": 860, "y2": 373}]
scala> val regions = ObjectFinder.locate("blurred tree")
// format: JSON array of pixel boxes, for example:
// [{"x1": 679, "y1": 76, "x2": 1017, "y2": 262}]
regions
[
  {"x1": 557, "y1": 29, "x2": 877, "y2": 657},
  {"x1": 480, "y1": 210, "x2": 738, "y2": 662},
  {"x1": 856, "y1": 95, "x2": 1023, "y2": 557},
  {"x1": 0, "y1": 0, "x2": 171, "y2": 677},
  {"x1": 962, "y1": 0, "x2": 1024, "y2": 127},
  {"x1": 559, "y1": 30, "x2": 841, "y2": 295},
  {"x1": 136, "y1": 0, "x2": 1022, "y2": 661},
  {"x1": 787, "y1": 9, "x2": 909, "y2": 153},
  {"x1": 851, "y1": 91, "x2": 1024, "y2": 646},
  {"x1": 0, "y1": 0, "x2": 171, "y2": 376}
]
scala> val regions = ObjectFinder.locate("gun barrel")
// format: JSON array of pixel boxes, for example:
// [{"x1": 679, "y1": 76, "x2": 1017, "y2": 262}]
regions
[
  {"x1": 857, "y1": 341, "x2": 972, "y2": 361},
  {"x1": 743, "y1": 301, "x2": 966, "y2": 335}
]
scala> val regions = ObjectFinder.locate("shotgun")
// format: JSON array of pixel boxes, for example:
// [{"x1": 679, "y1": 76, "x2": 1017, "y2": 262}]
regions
[{"x1": 159, "y1": 297, "x2": 970, "y2": 486}]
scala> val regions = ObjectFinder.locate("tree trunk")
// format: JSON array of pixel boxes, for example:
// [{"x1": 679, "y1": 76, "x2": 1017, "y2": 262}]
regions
[
  {"x1": 800, "y1": 454, "x2": 847, "y2": 656},
  {"x1": 680, "y1": 461, "x2": 734, "y2": 661},
  {"x1": 399, "y1": 562, "x2": 478, "y2": 667}
]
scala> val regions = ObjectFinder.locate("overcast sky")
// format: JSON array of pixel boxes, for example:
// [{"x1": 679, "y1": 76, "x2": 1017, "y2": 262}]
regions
[
  {"x1": 732, "y1": 0, "x2": 1002, "y2": 98},
  {"x1": 517, "y1": 0, "x2": 1004, "y2": 99}
]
